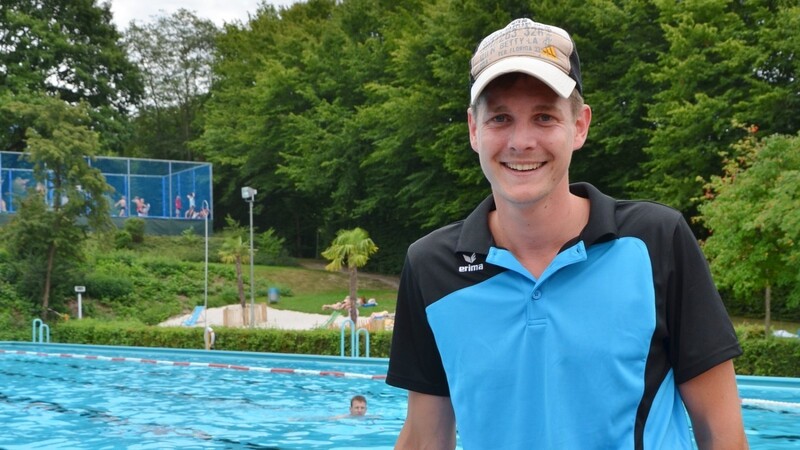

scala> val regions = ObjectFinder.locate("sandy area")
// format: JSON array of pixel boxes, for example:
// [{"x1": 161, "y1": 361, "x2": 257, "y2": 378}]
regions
[
  {"x1": 159, "y1": 303, "x2": 394, "y2": 332},
  {"x1": 159, "y1": 304, "x2": 337, "y2": 330}
]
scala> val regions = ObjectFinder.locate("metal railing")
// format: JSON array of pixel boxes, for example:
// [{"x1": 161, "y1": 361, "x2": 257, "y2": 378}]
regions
[
  {"x1": 31, "y1": 319, "x2": 50, "y2": 343},
  {"x1": 339, "y1": 318, "x2": 370, "y2": 358}
]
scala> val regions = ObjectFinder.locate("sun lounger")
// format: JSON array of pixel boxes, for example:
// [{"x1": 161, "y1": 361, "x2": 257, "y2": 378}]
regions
[
  {"x1": 319, "y1": 310, "x2": 342, "y2": 329},
  {"x1": 183, "y1": 306, "x2": 204, "y2": 326}
]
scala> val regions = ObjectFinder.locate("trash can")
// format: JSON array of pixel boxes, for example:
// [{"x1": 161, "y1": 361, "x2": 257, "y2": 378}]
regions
[{"x1": 268, "y1": 287, "x2": 280, "y2": 304}]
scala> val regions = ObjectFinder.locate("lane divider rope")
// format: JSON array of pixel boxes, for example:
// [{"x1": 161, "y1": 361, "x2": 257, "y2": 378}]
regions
[
  {"x1": 1, "y1": 349, "x2": 387, "y2": 380},
  {"x1": 740, "y1": 398, "x2": 800, "y2": 410}
]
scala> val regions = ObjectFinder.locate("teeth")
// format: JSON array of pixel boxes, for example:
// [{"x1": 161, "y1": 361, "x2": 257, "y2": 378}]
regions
[{"x1": 506, "y1": 162, "x2": 544, "y2": 171}]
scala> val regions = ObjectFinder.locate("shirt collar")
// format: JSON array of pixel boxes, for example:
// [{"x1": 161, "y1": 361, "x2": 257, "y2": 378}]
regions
[{"x1": 455, "y1": 182, "x2": 619, "y2": 256}]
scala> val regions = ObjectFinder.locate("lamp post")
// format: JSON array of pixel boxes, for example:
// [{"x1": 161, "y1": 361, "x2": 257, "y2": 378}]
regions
[
  {"x1": 241, "y1": 186, "x2": 257, "y2": 328},
  {"x1": 202, "y1": 200, "x2": 209, "y2": 328},
  {"x1": 75, "y1": 286, "x2": 85, "y2": 319}
]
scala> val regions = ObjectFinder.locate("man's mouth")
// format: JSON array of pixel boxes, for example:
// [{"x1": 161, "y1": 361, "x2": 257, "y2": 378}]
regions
[{"x1": 504, "y1": 162, "x2": 545, "y2": 171}]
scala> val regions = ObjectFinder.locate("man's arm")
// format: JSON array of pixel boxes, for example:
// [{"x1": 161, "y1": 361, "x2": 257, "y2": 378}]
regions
[
  {"x1": 395, "y1": 391, "x2": 456, "y2": 450},
  {"x1": 678, "y1": 359, "x2": 748, "y2": 449}
]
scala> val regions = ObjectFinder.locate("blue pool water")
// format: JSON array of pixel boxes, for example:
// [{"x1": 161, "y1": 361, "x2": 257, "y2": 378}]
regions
[
  {"x1": 738, "y1": 376, "x2": 800, "y2": 447},
  {"x1": 0, "y1": 342, "x2": 798, "y2": 449}
]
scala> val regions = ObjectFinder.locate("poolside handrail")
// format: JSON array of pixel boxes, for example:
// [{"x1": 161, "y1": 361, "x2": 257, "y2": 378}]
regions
[
  {"x1": 31, "y1": 319, "x2": 50, "y2": 343},
  {"x1": 339, "y1": 319, "x2": 370, "y2": 358},
  {"x1": 356, "y1": 327, "x2": 370, "y2": 358},
  {"x1": 340, "y1": 319, "x2": 354, "y2": 357}
]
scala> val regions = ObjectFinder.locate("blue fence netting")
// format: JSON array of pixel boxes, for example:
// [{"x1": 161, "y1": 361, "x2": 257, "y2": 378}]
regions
[{"x1": 0, "y1": 151, "x2": 212, "y2": 233}]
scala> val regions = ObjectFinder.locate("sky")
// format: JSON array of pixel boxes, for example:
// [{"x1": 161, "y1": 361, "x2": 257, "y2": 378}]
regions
[{"x1": 106, "y1": 0, "x2": 300, "y2": 29}]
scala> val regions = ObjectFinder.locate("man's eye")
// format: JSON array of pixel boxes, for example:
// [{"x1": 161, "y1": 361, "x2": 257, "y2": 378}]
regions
[
  {"x1": 490, "y1": 114, "x2": 509, "y2": 123},
  {"x1": 537, "y1": 114, "x2": 554, "y2": 122}
]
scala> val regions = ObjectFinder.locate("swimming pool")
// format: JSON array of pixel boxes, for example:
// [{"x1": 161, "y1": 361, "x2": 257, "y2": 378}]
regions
[{"x1": 0, "y1": 342, "x2": 797, "y2": 449}]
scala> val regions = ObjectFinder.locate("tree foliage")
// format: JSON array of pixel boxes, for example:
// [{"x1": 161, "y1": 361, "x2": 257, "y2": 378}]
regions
[
  {"x1": 122, "y1": 9, "x2": 218, "y2": 160},
  {"x1": 634, "y1": 0, "x2": 798, "y2": 214},
  {"x1": 0, "y1": 0, "x2": 143, "y2": 153},
  {"x1": 0, "y1": 94, "x2": 113, "y2": 318},
  {"x1": 699, "y1": 130, "x2": 800, "y2": 331},
  {"x1": 192, "y1": 0, "x2": 799, "y2": 274},
  {"x1": 3, "y1": 0, "x2": 799, "y2": 321},
  {"x1": 322, "y1": 227, "x2": 378, "y2": 323}
]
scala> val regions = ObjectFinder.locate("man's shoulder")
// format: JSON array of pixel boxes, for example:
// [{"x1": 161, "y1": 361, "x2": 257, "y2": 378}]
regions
[
  {"x1": 574, "y1": 182, "x2": 682, "y2": 223},
  {"x1": 407, "y1": 220, "x2": 465, "y2": 259},
  {"x1": 616, "y1": 198, "x2": 683, "y2": 226}
]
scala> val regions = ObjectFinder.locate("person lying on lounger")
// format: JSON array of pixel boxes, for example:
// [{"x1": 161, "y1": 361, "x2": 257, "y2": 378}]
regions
[{"x1": 322, "y1": 296, "x2": 358, "y2": 311}]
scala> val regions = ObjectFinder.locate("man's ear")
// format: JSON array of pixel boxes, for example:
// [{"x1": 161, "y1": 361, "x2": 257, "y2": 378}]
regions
[
  {"x1": 572, "y1": 104, "x2": 592, "y2": 151},
  {"x1": 467, "y1": 106, "x2": 479, "y2": 152}
]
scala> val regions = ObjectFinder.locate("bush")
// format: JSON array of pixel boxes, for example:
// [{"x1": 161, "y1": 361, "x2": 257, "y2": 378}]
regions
[
  {"x1": 735, "y1": 324, "x2": 800, "y2": 377},
  {"x1": 51, "y1": 320, "x2": 393, "y2": 357},
  {"x1": 218, "y1": 285, "x2": 242, "y2": 304},
  {"x1": 42, "y1": 321, "x2": 800, "y2": 376},
  {"x1": 255, "y1": 228, "x2": 293, "y2": 265},
  {"x1": 180, "y1": 227, "x2": 200, "y2": 246},
  {"x1": 114, "y1": 230, "x2": 133, "y2": 249},
  {"x1": 124, "y1": 218, "x2": 146, "y2": 243},
  {"x1": 84, "y1": 272, "x2": 134, "y2": 301},
  {"x1": 0, "y1": 285, "x2": 32, "y2": 341}
]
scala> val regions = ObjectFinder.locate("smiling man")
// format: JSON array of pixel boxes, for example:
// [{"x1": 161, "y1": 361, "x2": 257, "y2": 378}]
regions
[{"x1": 387, "y1": 18, "x2": 748, "y2": 450}]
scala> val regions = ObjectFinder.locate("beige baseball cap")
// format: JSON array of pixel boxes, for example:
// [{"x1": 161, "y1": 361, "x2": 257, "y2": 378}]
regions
[{"x1": 469, "y1": 18, "x2": 583, "y2": 103}]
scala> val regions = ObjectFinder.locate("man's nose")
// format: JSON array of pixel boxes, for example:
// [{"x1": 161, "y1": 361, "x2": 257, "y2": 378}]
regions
[{"x1": 508, "y1": 122, "x2": 538, "y2": 152}]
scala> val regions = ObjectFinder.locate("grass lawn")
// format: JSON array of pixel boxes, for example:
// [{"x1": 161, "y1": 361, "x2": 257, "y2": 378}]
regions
[
  {"x1": 245, "y1": 263, "x2": 398, "y2": 316},
  {"x1": 730, "y1": 316, "x2": 800, "y2": 334}
]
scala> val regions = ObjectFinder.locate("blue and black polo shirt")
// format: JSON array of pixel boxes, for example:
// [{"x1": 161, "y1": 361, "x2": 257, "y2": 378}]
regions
[{"x1": 387, "y1": 182, "x2": 742, "y2": 449}]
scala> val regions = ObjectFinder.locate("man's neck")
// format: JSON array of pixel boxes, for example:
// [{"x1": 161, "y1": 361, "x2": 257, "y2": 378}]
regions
[{"x1": 490, "y1": 190, "x2": 589, "y2": 278}]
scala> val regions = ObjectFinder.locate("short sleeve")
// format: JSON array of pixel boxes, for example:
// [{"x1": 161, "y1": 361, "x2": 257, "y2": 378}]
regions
[
  {"x1": 386, "y1": 254, "x2": 450, "y2": 396},
  {"x1": 667, "y1": 217, "x2": 742, "y2": 384}
]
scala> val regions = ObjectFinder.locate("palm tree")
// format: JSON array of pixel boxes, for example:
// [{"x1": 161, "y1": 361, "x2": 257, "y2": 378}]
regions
[
  {"x1": 321, "y1": 228, "x2": 379, "y2": 324},
  {"x1": 218, "y1": 234, "x2": 251, "y2": 325}
]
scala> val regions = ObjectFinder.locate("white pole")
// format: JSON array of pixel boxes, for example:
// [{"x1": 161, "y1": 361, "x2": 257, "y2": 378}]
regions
[
  {"x1": 203, "y1": 200, "x2": 209, "y2": 328},
  {"x1": 77, "y1": 293, "x2": 82, "y2": 319},
  {"x1": 249, "y1": 197, "x2": 255, "y2": 328}
]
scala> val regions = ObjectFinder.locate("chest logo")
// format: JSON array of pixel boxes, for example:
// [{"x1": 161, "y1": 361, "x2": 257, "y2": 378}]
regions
[{"x1": 459, "y1": 253, "x2": 484, "y2": 273}]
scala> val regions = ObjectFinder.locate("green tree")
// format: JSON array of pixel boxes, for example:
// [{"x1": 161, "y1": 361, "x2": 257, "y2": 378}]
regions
[
  {"x1": 0, "y1": 94, "x2": 113, "y2": 319},
  {"x1": 190, "y1": 0, "x2": 800, "y2": 275},
  {"x1": 634, "y1": 0, "x2": 797, "y2": 214},
  {"x1": 554, "y1": 0, "x2": 664, "y2": 197},
  {"x1": 195, "y1": 3, "x2": 307, "y2": 252},
  {"x1": 122, "y1": 9, "x2": 218, "y2": 160},
  {"x1": 0, "y1": 0, "x2": 143, "y2": 153},
  {"x1": 698, "y1": 130, "x2": 800, "y2": 335},
  {"x1": 321, "y1": 227, "x2": 378, "y2": 323},
  {"x1": 257, "y1": 228, "x2": 288, "y2": 264}
]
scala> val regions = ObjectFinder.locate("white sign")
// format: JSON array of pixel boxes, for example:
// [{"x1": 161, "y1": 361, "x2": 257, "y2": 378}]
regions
[{"x1": 74, "y1": 286, "x2": 86, "y2": 293}]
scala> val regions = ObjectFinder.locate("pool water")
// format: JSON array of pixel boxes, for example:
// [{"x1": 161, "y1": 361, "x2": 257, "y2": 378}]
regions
[
  {"x1": 738, "y1": 376, "x2": 800, "y2": 447},
  {"x1": 0, "y1": 343, "x2": 798, "y2": 449},
  {"x1": 0, "y1": 343, "x2": 409, "y2": 449}
]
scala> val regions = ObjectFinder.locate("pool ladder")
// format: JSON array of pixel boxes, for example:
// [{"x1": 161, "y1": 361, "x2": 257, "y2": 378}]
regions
[
  {"x1": 32, "y1": 318, "x2": 50, "y2": 343},
  {"x1": 339, "y1": 318, "x2": 369, "y2": 358}
]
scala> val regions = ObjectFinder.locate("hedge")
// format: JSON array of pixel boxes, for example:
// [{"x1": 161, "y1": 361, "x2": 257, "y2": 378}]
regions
[
  {"x1": 12, "y1": 321, "x2": 799, "y2": 377},
  {"x1": 734, "y1": 325, "x2": 800, "y2": 377},
  {"x1": 46, "y1": 318, "x2": 392, "y2": 358}
]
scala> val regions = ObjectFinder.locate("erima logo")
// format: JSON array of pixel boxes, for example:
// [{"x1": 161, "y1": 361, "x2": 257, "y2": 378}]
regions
[{"x1": 459, "y1": 253, "x2": 484, "y2": 273}]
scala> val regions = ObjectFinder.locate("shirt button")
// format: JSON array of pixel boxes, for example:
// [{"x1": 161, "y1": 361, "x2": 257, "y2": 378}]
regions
[{"x1": 532, "y1": 290, "x2": 542, "y2": 300}]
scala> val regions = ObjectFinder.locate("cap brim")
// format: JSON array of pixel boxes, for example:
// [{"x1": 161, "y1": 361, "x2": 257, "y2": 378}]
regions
[{"x1": 470, "y1": 56, "x2": 577, "y2": 103}]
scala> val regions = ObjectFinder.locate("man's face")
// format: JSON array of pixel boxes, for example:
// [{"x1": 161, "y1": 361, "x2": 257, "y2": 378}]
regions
[
  {"x1": 350, "y1": 400, "x2": 367, "y2": 416},
  {"x1": 467, "y1": 75, "x2": 590, "y2": 210}
]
